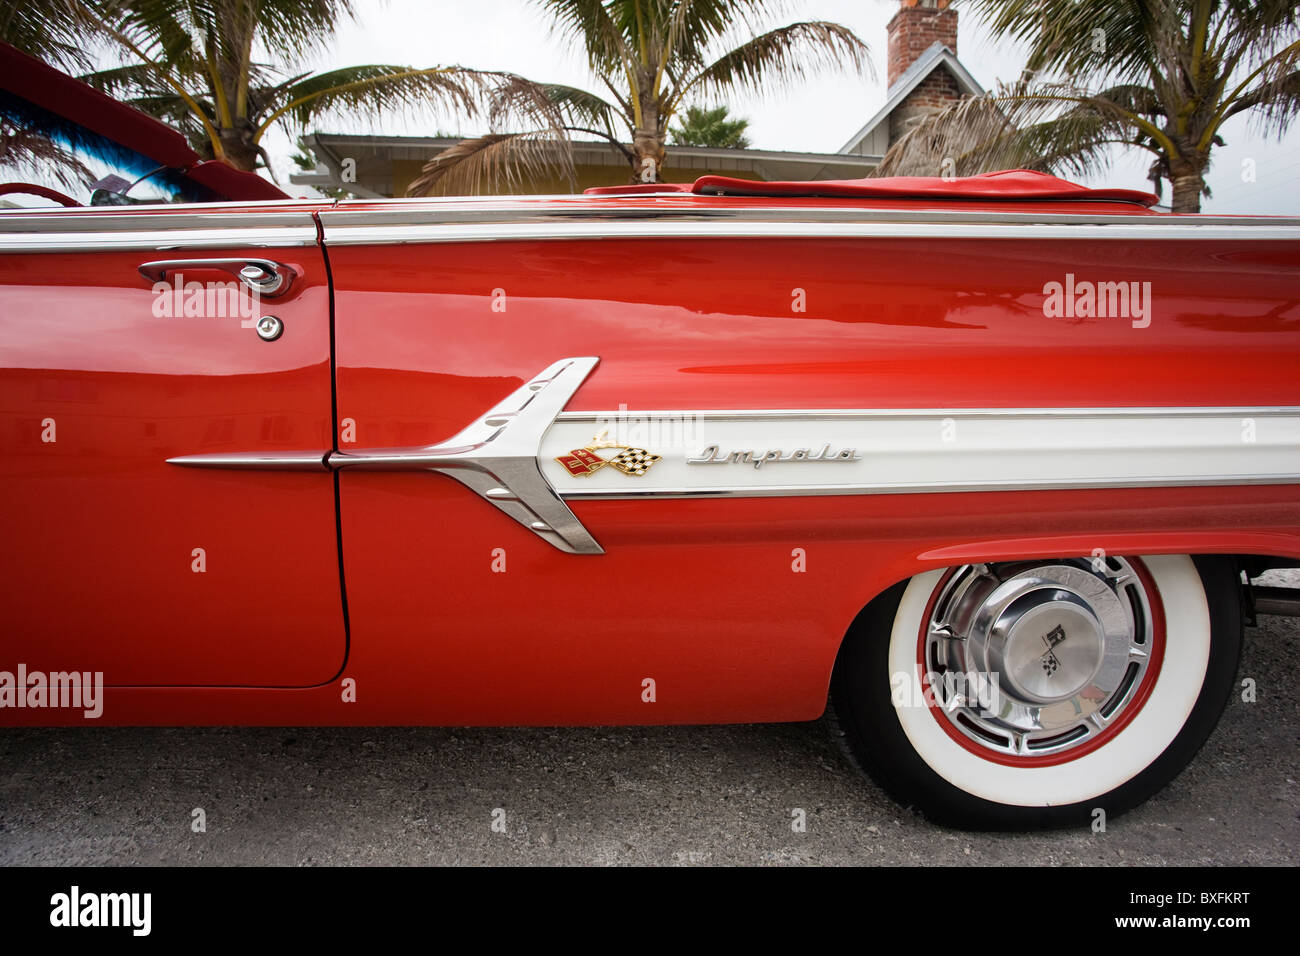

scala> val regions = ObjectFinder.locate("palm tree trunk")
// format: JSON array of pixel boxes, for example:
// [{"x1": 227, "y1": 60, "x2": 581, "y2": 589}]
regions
[
  {"x1": 631, "y1": 125, "x2": 665, "y2": 183},
  {"x1": 1170, "y1": 169, "x2": 1204, "y2": 213},
  {"x1": 217, "y1": 127, "x2": 260, "y2": 172}
]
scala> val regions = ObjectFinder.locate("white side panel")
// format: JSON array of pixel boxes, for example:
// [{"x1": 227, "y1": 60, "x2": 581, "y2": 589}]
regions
[{"x1": 538, "y1": 408, "x2": 1300, "y2": 498}]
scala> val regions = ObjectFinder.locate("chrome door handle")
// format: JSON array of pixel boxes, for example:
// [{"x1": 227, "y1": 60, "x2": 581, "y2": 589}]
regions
[{"x1": 138, "y1": 258, "x2": 298, "y2": 297}]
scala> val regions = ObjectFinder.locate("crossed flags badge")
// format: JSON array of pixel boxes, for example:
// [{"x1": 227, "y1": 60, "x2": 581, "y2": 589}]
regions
[
  {"x1": 1040, "y1": 624, "x2": 1067, "y2": 676},
  {"x1": 555, "y1": 431, "x2": 661, "y2": 478}
]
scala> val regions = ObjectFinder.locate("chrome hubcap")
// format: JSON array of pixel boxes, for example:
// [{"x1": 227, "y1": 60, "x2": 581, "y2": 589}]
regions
[{"x1": 924, "y1": 558, "x2": 1155, "y2": 757}]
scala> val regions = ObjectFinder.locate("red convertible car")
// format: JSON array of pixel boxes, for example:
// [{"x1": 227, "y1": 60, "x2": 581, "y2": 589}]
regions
[{"x1": 2, "y1": 42, "x2": 1298, "y2": 829}]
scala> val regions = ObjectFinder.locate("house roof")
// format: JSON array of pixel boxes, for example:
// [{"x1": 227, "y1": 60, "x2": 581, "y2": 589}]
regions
[
  {"x1": 291, "y1": 44, "x2": 988, "y2": 198},
  {"x1": 292, "y1": 132, "x2": 882, "y2": 198},
  {"x1": 838, "y1": 41, "x2": 985, "y2": 156}
]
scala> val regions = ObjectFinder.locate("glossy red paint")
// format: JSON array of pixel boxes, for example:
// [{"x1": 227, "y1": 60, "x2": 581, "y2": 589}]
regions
[
  {"x1": 0, "y1": 238, "x2": 343, "y2": 687},
  {"x1": 1, "y1": 190, "x2": 1298, "y2": 729},
  {"x1": 5, "y1": 485, "x2": 1297, "y2": 726},
  {"x1": 325, "y1": 211, "x2": 1300, "y2": 727},
  {"x1": 329, "y1": 233, "x2": 1300, "y2": 444}
]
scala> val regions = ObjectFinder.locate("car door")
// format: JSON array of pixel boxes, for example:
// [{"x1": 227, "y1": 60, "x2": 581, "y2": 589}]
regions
[{"x1": 0, "y1": 204, "x2": 345, "y2": 687}]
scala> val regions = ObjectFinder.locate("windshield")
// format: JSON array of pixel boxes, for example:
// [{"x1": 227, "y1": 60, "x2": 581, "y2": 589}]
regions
[{"x1": 0, "y1": 89, "x2": 222, "y2": 205}]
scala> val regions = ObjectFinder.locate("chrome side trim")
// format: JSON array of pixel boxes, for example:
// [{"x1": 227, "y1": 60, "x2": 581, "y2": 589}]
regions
[
  {"x1": 0, "y1": 199, "x2": 328, "y2": 212},
  {"x1": 318, "y1": 203, "x2": 1300, "y2": 229},
  {"x1": 0, "y1": 211, "x2": 320, "y2": 253},
  {"x1": 320, "y1": 218, "x2": 1300, "y2": 245},
  {"x1": 556, "y1": 473, "x2": 1300, "y2": 500},
  {"x1": 554, "y1": 405, "x2": 1300, "y2": 422},
  {"x1": 161, "y1": 404, "x2": 1300, "y2": 545},
  {"x1": 316, "y1": 203, "x2": 1300, "y2": 245},
  {"x1": 5, "y1": 202, "x2": 1297, "y2": 252},
  {"x1": 327, "y1": 357, "x2": 604, "y2": 554},
  {"x1": 166, "y1": 450, "x2": 330, "y2": 470}
]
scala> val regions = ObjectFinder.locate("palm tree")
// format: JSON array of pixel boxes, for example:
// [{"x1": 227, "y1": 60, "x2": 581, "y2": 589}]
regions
[
  {"x1": 4, "y1": 0, "x2": 549, "y2": 177},
  {"x1": 876, "y1": 0, "x2": 1300, "y2": 212},
  {"x1": 0, "y1": 1, "x2": 125, "y2": 189},
  {"x1": 671, "y1": 104, "x2": 751, "y2": 148},
  {"x1": 408, "y1": 0, "x2": 869, "y2": 195},
  {"x1": 0, "y1": 0, "x2": 96, "y2": 72}
]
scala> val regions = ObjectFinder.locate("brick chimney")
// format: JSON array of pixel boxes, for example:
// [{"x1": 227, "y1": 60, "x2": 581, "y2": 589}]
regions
[{"x1": 887, "y1": 0, "x2": 958, "y2": 90}]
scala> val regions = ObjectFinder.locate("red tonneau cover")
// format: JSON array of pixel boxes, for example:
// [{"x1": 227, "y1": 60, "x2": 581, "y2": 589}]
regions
[
  {"x1": 0, "y1": 41, "x2": 287, "y2": 202},
  {"x1": 586, "y1": 169, "x2": 1160, "y2": 207}
]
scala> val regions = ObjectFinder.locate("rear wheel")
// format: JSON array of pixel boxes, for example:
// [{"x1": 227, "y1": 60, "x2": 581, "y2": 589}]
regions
[{"x1": 829, "y1": 554, "x2": 1241, "y2": 829}]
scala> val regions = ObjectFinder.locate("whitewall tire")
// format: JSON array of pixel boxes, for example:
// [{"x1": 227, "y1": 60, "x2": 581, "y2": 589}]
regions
[{"x1": 829, "y1": 555, "x2": 1242, "y2": 829}]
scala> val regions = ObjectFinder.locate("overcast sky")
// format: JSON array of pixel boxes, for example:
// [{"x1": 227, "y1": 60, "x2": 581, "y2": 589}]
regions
[
  {"x1": 2, "y1": 0, "x2": 1293, "y2": 211},
  {"x1": 269, "y1": 0, "x2": 1300, "y2": 213}
]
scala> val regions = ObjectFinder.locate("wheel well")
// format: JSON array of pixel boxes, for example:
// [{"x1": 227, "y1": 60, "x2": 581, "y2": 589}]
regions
[{"x1": 1236, "y1": 555, "x2": 1300, "y2": 579}]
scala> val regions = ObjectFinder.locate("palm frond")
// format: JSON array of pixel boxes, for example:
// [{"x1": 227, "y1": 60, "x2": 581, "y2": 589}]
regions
[
  {"x1": 873, "y1": 80, "x2": 1161, "y2": 180},
  {"x1": 261, "y1": 64, "x2": 486, "y2": 138},
  {"x1": 0, "y1": 0, "x2": 111, "y2": 72},
  {"x1": 78, "y1": 61, "x2": 174, "y2": 97},
  {"x1": 966, "y1": 0, "x2": 1161, "y2": 83},
  {"x1": 490, "y1": 80, "x2": 621, "y2": 138},
  {"x1": 103, "y1": 0, "x2": 211, "y2": 81},
  {"x1": 406, "y1": 131, "x2": 577, "y2": 197},
  {"x1": 679, "y1": 21, "x2": 870, "y2": 108},
  {"x1": 1088, "y1": 82, "x2": 1165, "y2": 118},
  {"x1": 534, "y1": 0, "x2": 633, "y2": 74},
  {"x1": 652, "y1": 0, "x2": 792, "y2": 75},
  {"x1": 1207, "y1": 1, "x2": 1300, "y2": 83},
  {"x1": 81, "y1": 59, "x2": 284, "y2": 104},
  {"x1": 245, "y1": 0, "x2": 359, "y2": 67},
  {"x1": 111, "y1": 0, "x2": 356, "y2": 70},
  {"x1": 1223, "y1": 42, "x2": 1300, "y2": 138}
]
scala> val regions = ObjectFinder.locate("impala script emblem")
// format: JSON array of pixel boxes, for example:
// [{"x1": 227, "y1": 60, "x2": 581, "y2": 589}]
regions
[
  {"x1": 555, "y1": 431, "x2": 662, "y2": 477},
  {"x1": 1040, "y1": 625, "x2": 1067, "y2": 676},
  {"x1": 688, "y1": 443, "x2": 863, "y2": 468}
]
